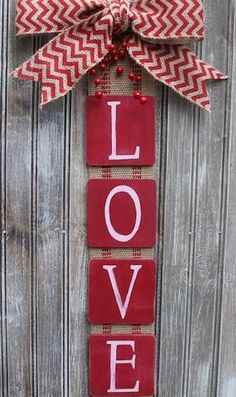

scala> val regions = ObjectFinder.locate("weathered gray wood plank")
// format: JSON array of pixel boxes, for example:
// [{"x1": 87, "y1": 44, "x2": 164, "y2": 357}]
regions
[
  {"x1": 217, "y1": 1, "x2": 236, "y2": 396},
  {"x1": 2, "y1": 0, "x2": 34, "y2": 395},
  {"x1": 36, "y1": 87, "x2": 66, "y2": 397},
  {"x1": 29, "y1": 34, "x2": 69, "y2": 397},
  {"x1": 61, "y1": 94, "x2": 71, "y2": 397},
  {"x1": 68, "y1": 81, "x2": 89, "y2": 397},
  {"x1": 185, "y1": 0, "x2": 229, "y2": 395},
  {"x1": 0, "y1": 0, "x2": 7, "y2": 395},
  {"x1": 158, "y1": 91, "x2": 196, "y2": 396}
]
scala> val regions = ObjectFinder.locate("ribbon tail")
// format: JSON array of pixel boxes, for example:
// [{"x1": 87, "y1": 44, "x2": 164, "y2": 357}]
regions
[
  {"x1": 128, "y1": 37, "x2": 227, "y2": 111},
  {"x1": 12, "y1": 15, "x2": 113, "y2": 105}
]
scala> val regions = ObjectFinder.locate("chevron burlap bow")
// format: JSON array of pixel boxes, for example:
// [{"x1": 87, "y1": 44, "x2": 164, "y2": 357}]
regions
[{"x1": 12, "y1": 0, "x2": 227, "y2": 110}]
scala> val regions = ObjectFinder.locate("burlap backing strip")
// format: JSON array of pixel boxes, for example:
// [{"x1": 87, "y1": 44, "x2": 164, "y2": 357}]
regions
[
  {"x1": 91, "y1": 324, "x2": 155, "y2": 334},
  {"x1": 90, "y1": 248, "x2": 155, "y2": 259},
  {"x1": 89, "y1": 167, "x2": 155, "y2": 179}
]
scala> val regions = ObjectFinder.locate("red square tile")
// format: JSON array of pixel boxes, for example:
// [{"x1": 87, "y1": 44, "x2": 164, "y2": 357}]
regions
[
  {"x1": 89, "y1": 259, "x2": 157, "y2": 324},
  {"x1": 89, "y1": 334, "x2": 155, "y2": 396},
  {"x1": 86, "y1": 96, "x2": 155, "y2": 166},
  {"x1": 87, "y1": 179, "x2": 157, "y2": 248}
]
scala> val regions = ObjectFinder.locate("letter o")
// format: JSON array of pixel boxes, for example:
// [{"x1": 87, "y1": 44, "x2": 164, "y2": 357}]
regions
[{"x1": 104, "y1": 185, "x2": 141, "y2": 242}]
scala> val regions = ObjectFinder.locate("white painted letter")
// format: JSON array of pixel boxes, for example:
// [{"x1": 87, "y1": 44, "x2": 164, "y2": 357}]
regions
[
  {"x1": 106, "y1": 340, "x2": 140, "y2": 393},
  {"x1": 104, "y1": 185, "x2": 141, "y2": 242},
  {"x1": 107, "y1": 101, "x2": 140, "y2": 160},
  {"x1": 103, "y1": 265, "x2": 142, "y2": 319}
]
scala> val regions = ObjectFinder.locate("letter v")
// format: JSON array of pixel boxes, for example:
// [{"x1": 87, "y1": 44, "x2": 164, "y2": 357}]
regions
[{"x1": 103, "y1": 265, "x2": 142, "y2": 319}]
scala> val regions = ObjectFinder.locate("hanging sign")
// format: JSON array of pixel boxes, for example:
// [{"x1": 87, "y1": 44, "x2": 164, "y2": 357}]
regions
[{"x1": 86, "y1": 89, "x2": 157, "y2": 395}]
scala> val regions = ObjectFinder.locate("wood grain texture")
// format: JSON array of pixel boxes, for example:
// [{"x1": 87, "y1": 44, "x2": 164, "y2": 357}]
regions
[
  {"x1": 158, "y1": 88, "x2": 196, "y2": 397},
  {"x1": 36, "y1": 96, "x2": 65, "y2": 397},
  {"x1": 185, "y1": 1, "x2": 229, "y2": 396},
  {"x1": 0, "y1": 0, "x2": 7, "y2": 395},
  {"x1": 0, "y1": 0, "x2": 235, "y2": 396},
  {"x1": 69, "y1": 82, "x2": 89, "y2": 397},
  {"x1": 1, "y1": 0, "x2": 34, "y2": 396},
  {"x1": 217, "y1": 1, "x2": 236, "y2": 396}
]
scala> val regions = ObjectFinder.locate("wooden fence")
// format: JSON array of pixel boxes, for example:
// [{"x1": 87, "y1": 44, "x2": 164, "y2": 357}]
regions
[{"x1": 0, "y1": 0, "x2": 236, "y2": 396}]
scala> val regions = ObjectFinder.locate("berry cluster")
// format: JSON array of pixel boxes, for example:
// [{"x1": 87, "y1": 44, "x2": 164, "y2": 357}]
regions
[{"x1": 89, "y1": 41, "x2": 148, "y2": 105}]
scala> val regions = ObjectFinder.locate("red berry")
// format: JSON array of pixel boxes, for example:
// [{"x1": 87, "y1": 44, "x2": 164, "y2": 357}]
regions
[
  {"x1": 128, "y1": 72, "x2": 135, "y2": 80},
  {"x1": 113, "y1": 55, "x2": 119, "y2": 63},
  {"x1": 140, "y1": 96, "x2": 147, "y2": 104},
  {"x1": 94, "y1": 78, "x2": 101, "y2": 86},
  {"x1": 109, "y1": 44, "x2": 116, "y2": 53},
  {"x1": 103, "y1": 56, "x2": 110, "y2": 64},
  {"x1": 89, "y1": 68, "x2": 97, "y2": 76},
  {"x1": 112, "y1": 48, "x2": 118, "y2": 56},
  {"x1": 135, "y1": 75, "x2": 142, "y2": 83},
  {"x1": 116, "y1": 66, "x2": 124, "y2": 75},
  {"x1": 121, "y1": 41, "x2": 128, "y2": 48},
  {"x1": 100, "y1": 63, "x2": 107, "y2": 71},
  {"x1": 133, "y1": 91, "x2": 141, "y2": 99},
  {"x1": 95, "y1": 91, "x2": 103, "y2": 99},
  {"x1": 119, "y1": 49, "x2": 126, "y2": 58}
]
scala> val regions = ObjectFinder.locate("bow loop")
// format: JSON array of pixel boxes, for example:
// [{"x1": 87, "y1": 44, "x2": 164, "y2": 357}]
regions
[
  {"x1": 131, "y1": 0, "x2": 204, "y2": 43},
  {"x1": 109, "y1": 0, "x2": 131, "y2": 33},
  {"x1": 16, "y1": 0, "x2": 107, "y2": 35}
]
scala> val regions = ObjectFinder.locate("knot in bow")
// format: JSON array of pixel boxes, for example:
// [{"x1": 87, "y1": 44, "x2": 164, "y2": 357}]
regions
[
  {"x1": 12, "y1": 0, "x2": 226, "y2": 110},
  {"x1": 109, "y1": 0, "x2": 130, "y2": 33}
]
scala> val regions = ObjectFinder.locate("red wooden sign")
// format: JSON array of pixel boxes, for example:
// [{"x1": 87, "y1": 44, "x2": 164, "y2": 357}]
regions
[
  {"x1": 87, "y1": 179, "x2": 157, "y2": 247},
  {"x1": 89, "y1": 334, "x2": 155, "y2": 396},
  {"x1": 86, "y1": 90, "x2": 157, "y2": 390},
  {"x1": 86, "y1": 96, "x2": 155, "y2": 166},
  {"x1": 89, "y1": 259, "x2": 157, "y2": 324}
]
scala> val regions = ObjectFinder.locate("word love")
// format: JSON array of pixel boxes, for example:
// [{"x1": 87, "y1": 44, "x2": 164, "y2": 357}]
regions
[
  {"x1": 86, "y1": 96, "x2": 155, "y2": 166},
  {"x1": 87, "y1": 95, "x2": 157, "y2": 396},
  {"x1": 89, "y1": 259, "x2": 157, "y2": 324},
  {"x1": 90, "y1": 335, "x2": 155, "y2": 397}
]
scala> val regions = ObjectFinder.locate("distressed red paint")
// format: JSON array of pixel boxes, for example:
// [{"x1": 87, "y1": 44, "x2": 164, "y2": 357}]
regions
[
  {"x1": 89, "y1": 259, "x2": 157, "y2": 324},
  {"x1": 86, "y1": 96, "x2": 155, "y2": 166},
  {"x1": 87, "y1": 179, "x2": 157, "y2": 248},
  {"x1": 89, "y1": 334, "x2": 155, "y2": 396}
]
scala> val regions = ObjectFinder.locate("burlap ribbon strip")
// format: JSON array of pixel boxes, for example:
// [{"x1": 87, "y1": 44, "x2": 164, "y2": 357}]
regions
[{"x1": 12, "y1": 0, "x2": 227, "y2": 110}]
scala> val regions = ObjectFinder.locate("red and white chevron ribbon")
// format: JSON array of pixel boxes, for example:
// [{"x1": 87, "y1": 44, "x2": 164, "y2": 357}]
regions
[{"x1": 12, "y1": 0, "x2": 227, "y2": 109}]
